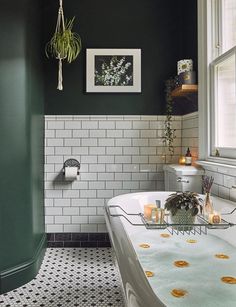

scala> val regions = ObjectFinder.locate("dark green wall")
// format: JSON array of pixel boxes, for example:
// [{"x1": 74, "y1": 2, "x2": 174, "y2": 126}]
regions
[
  {"x1": 0, "y1": 0, "x2": 45, "y2": 293},
  {"x1": 172, "y1": 0, "x2": 198, "y2": 115},
  {"x1": 43, "y1": 0, "x2": 198, "y2": 115}
]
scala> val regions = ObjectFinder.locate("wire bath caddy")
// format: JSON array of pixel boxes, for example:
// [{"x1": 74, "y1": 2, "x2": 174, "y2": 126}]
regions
[{"x1": 105, "y1": 205, "x2": 236, "y2": 235}]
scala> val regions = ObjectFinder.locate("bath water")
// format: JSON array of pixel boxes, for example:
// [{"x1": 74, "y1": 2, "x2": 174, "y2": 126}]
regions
[{"x1": 131, "y1": 231, "x2": 236, "y2": 307}]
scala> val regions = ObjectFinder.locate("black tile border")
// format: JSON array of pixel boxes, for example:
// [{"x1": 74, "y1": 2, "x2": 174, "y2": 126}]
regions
[{"x1": 47, "y1": 233, "x2": 111, "y2": 248}]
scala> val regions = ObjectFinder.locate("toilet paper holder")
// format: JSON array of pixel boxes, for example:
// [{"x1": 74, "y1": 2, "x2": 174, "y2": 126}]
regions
[{"x1": 63, "y1": 159, "x2": 80, "y2": 175}]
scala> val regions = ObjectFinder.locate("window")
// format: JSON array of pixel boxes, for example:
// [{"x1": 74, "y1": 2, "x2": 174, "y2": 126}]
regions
[
  {"x1": 221, "y1": 0, "x2": 236, "y2": 53},
  {"x1": 209, "y1": 0, "x2": 236, "y2": 159}
]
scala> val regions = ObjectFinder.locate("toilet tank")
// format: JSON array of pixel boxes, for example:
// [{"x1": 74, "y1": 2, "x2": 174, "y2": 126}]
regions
[{"x1": 163, "y1": 164, "x2": 204, "y2": 193}]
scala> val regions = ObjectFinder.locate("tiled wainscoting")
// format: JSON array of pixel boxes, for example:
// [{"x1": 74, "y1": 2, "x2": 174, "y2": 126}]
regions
[
  {"x1": 181, "y1": 112, "x2": 198, "y2": 162},
  {"x1": 44, "y1": 113, "x2": 198, "y2": 233},
  {"x1": 203, "y1": 165, "x2": 236, "y2": 202},
  {"x1": 181, "y1": 111, "x2": 236, "y2": 202}
]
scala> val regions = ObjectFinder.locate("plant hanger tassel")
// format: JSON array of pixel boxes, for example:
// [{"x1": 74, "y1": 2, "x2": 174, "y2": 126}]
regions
[
  {"x1": 58, "y1": 57, "x2": 63, "y2": 90},
  {"x1": 56, "y1": 0, "x2": 65, "y2": 90}
]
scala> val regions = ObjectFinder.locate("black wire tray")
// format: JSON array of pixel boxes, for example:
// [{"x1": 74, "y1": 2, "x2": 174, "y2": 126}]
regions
[{"x1": 105, "y1": 205, "x2": 236, "y2": 235}]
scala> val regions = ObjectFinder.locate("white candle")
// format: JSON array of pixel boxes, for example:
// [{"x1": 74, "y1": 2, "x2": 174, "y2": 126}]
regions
[{"x1": 208, "y1": 211, "x2": 221, "y2": 224}]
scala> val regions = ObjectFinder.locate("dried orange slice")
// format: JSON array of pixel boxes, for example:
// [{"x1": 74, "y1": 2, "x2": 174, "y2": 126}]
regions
[
  {"x1": 221, "y1": 276, "x2": 236, "y2": 284},
  {"x1": 171, "y1": 289, "x2": 188, "y2": 298},
  {"x1": 186, "y1": 239, "x2": 197, "y2": 243},
  {"x1": 215, "y1": 254, "x2": 230, "y2": 259},
  {"x1": 145, "y1": 271, "x2": 154, "y2": 277},
  {"x1": 160, "y1": 233, "x2": 171, "y2": 238},
  {"x1": 174, "y1": 260, "x2": 189, "y2": 268},
  {"x1": 139, "y1": 243, "x2": 150, "y2": 249}
]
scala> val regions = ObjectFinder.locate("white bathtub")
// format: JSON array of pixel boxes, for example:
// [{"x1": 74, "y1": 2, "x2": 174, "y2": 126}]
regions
[{"x1": 105, "y1": 192, "x2": 236, "y2": 307}]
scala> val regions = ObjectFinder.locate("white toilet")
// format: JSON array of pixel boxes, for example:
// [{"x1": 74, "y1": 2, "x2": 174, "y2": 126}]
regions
[{"x1": 163, "y1": 164, "x2": 204, "y2": 194}]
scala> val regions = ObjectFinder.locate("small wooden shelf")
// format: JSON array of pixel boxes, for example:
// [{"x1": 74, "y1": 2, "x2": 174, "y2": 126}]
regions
[{"x1": 171, "y1": 84, "x2": 198, "y2": 97}]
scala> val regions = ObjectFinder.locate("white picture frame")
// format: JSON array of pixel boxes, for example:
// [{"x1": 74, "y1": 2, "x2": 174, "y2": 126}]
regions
[{"x1": 86, "y1": 48, "x2": 141, "y2": 93}]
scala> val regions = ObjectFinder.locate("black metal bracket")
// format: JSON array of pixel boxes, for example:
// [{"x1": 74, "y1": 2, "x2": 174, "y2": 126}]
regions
[{"x1": 63, "y1": 159, "x2": 80, "y2": 175}]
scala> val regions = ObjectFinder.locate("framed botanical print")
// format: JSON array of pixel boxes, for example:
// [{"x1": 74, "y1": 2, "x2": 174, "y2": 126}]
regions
[{"x1": 86, "y1": 49, "x2": 141, "y2": 93}]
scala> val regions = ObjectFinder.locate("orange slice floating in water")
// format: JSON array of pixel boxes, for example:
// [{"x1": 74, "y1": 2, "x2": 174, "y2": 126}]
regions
[
  {"x1": 145, "y1": 271, "x2": 154, "y2": 277},
  {"x1": 215, "y1": 254, "x2": 230, "y2": 259},
  {"x1": 221, "y1": 276, "x2": 236, "y2": 284},
  {"x1": 171, "y1": 289, "x2": 188, "y2": 298},
  {"x1": 139, "y1": 243, "x2": 150, "y2": 249},
  {"x1": 161, "y1": 233, "x2": 170, "y2": 238},
  {"x1": 186, "y1": 239, "x2": 197, "y2": 244},
  {"x1": 174, "y1": 260, "x2": 190, "y2": 268}
]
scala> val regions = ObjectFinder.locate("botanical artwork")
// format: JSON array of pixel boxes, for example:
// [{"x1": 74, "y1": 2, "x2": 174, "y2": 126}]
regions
[
  {"x1": 94, "y1": 55, "x2": 133, "y2": 86},
  {"x1": 86, "y1": 49, "x2": 141, "y2": 93}
]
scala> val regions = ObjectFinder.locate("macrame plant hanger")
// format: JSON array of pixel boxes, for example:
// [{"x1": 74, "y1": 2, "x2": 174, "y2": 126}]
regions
[{"x1": 56, "y1": 0, "x2": 66, "y2": 90}]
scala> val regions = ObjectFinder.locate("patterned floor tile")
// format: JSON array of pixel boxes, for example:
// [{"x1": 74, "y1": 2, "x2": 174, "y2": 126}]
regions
[{"x1": 0, "y1": 248, "x2": 125, "y2": 307}]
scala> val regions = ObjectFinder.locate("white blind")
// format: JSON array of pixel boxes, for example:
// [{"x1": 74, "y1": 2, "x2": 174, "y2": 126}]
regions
[
  {"x1": 215, "y1": 54, "x2": 236, "y2": 148},
  {"x1": 222, "y1": 0, "x2": 236, "y2": 53}
]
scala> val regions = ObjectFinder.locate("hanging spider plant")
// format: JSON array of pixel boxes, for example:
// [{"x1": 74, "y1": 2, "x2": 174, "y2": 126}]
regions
[
  {"x1": 45, "y1": 17, "x2": 82, "y2": 64},
  {"x1": 45, "y1": 0, "x2": 82, "y2": 90}
]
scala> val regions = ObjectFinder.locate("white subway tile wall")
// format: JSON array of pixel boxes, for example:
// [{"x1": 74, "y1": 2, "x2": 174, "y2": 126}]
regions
[
  {"x1": 45, "y1": 114, "x2": 186, "y2": 233},
  {"x1": 181, "y1": 112, "x2": 236, "y2": 202},
  {"x1": 181, "y1": 112, "x2": 199, "y2": 162},
  {"x1": 203, "y1": 165, "x2": 236, "y2": 202}
]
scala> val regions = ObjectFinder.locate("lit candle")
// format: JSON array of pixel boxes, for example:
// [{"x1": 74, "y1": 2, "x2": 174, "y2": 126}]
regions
[
  {"x1": 179, "y1": 156, "x2": 186, "y2": 165},
  {"x1": 208, "y1": 211, "x2": 221, "y2": 224},
  {"x1": 144, "y1": 204, "x2": 156, "y2": 221}
]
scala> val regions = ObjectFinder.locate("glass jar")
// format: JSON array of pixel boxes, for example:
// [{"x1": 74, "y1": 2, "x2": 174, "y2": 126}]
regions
[{"x1": 203, "y1": 192, "x2": 214, "y2": 216}]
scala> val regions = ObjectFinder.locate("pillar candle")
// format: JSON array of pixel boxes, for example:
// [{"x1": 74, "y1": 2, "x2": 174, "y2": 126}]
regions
[
  {"x1": 208, "y1": 212, "x2": 221, "y2": 224},
  {"x1": 179, "y1": 156, "x2": 186, "y2": 165},
  {"x1": 144, "y1": 204, "x2": 156, "y2": 221}
]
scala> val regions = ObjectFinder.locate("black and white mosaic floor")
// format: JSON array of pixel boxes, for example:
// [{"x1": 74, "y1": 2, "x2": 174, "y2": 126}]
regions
[{"x1": 0, "y1": 248, "x2": 125, "y2": 307}]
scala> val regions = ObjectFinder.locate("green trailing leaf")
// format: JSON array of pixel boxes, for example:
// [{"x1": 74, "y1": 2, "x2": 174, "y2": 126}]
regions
[
  {"x1": 163, "y1": 78, "x2": 176, "y2": 156},
  {"x1": 45, "y1": 17, "x2": 82, "y2": 63},
  {"x1": 191, "y1": 207, "x2": 199, "y2": 216}
]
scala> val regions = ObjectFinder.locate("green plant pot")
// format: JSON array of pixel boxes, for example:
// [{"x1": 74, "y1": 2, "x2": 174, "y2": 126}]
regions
[{"x1": 170, "y1": 209, "x2": 196, "y2": 231}]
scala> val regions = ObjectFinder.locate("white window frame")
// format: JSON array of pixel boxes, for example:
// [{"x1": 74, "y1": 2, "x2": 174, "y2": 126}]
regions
[
  {"x1": 210, "y1": 47, "x2": 236, "y2": 159},
  {"x1": 198, "y1": 0, "x2": 236, "y2": 166}
]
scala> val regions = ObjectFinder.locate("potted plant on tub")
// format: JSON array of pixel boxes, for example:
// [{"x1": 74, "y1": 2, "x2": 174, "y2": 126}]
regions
[{"x1": 164, "y1": 192, "x2": 203, "y2": 230}]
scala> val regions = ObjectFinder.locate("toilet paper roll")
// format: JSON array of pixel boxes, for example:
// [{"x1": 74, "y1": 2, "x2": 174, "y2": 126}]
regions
[{"x1": 65, "y1": 167, "x2": 78, "y2": 181}]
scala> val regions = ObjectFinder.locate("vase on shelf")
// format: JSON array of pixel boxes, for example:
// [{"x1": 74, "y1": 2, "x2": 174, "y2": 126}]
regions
[{"x1": 203, "y1": 192, "x2": 214, "y2": 217}]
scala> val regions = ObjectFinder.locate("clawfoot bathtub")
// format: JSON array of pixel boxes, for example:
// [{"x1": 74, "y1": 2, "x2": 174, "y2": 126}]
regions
[{"x1": 105, "y1": 192, "x2": 236, "y2": 307}]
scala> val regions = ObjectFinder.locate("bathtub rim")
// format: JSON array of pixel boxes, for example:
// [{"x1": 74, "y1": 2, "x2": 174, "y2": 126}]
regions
[{"x1": 105, "y1": 197, "x2": 166, "y2": 307}]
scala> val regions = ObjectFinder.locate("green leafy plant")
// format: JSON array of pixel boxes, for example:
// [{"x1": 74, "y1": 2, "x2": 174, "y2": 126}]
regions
[
  {"x1": 45, "y1": 17, "x2": 82, "y2": 63},
  {"x1": 163, "y1": 78, "x2": 176, "y2": 156},
  {"x1": 164, "y1": 192, "x2": 203, "y2": 216},
  {"x1": 45, "y1": 7, "x2": 82, "y2": 91}
]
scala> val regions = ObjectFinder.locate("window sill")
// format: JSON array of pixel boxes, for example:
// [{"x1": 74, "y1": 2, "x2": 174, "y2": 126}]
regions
[{"x1": 196, "y1": 159, "x2": 236, "y2": 176}]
